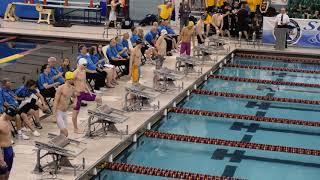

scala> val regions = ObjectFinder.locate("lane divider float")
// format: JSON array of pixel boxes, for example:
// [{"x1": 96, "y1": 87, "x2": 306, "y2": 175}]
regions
[
  {"x1": 209, "y1": 74, "x2": 320, "y2": 88},
  {"x1": 98, "y1": 162, "x2": 244, "y2": 180},
  {"x1": 224, "y1": 63, "x2": 320, "y2": 74},
  {"x1": 145, "y1": 130, "x2": 320, "y2": 156},
  {"x1": 236, "y1": 53, "x2": 320, "y2": 64},
  {"x1": 192, "y1": 89, "x2": 320, "y2": 105},
  {"x1": 0, "y1": 36, "x2": 17, "y2": 43},
  {"x1": 169, "y1": 107, "x2": 320, "y2": 127}
]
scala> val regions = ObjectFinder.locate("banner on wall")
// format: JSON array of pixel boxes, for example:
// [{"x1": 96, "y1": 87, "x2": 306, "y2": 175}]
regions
[
  {"x1": 271, "y1": 0, "x2": 288, "y2": 5},
  {"x1": 263, "y1": 17, "x2": 320, "y2": 48}
]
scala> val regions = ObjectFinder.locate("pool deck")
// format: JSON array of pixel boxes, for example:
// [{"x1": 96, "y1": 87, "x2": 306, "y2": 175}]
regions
[
  {"x1": 0, "y1": 19, "x2": 152, "y2": 43},
  {"x1": 2, "y1": 20, "x2": 320, "y2": 180}
]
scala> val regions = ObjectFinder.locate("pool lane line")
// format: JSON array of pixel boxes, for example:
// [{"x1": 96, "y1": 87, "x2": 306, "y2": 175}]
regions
[
  {"x1": 0, "y1": 36, "x2": 17, "y2": 43},
  {"x1": 192, "y1": 89, "x2": 320, "y2": 105},
  {"x1": 209, "y1": 74, "x2": 320, "y2": 88},
  {"x1": 169, "y1": 107, "x2": 320, "y2": 127},
  {"x1": 144, "y1": 130, "x2": 320, "y2": 156},
  {"x1": 236, "y1": 53, "x2": 320, "y2": 64},
  {"x1": 0, "y1": 45, "x2": 42, "y2": 64},
  {"x1": 98, "y1": 162, "x2": 245, "y2": 180},
  {"x1": 224, "y1": 63, "x2": 320, "y2": 74}
]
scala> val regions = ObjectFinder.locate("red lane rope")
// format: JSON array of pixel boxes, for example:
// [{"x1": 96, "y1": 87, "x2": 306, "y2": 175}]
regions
[
  {"x1": 99, "y1": 162, "x2": 244, "y2": 180},
  {"x1": 209, "y1": 74, "x2": 320, "y2": 88},
  {"x1": 0, "y1": 36, "x2": 17, "y2": 43},
  {"x1": 192, "y1": 89, "x2": 320, "y2": 105},
  {"x1": 236, "y1": 53, "x2": 320, "y2": 64},
  {"x1": 224, "y1": 63, "x2": 320, "y2": 74},
  {"x1": 145, "y1": 130, "x2": 320, "y2": 156},
  {"x1": 169, "y1": 107, "x2": 320, "y2": 127}
]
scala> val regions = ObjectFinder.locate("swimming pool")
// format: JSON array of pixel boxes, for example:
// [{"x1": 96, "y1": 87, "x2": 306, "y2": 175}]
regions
[
  {"x1": 90, "y1": 51, "x2": 320, "y2": 180},
  {"x1": 0, "y1": 37, "x2": 41, "y2": 61}
]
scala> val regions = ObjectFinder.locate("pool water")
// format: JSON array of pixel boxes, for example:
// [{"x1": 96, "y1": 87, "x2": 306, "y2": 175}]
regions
[
  {"x1": 0, "y1": 39, "x2": 39, "y2": 59},
  {"x1": 97, "y1": 57, "x2": 320, "y2": 180}
]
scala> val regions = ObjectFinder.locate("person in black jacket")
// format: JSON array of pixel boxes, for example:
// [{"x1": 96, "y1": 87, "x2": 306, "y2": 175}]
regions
[{"x1": 179, "y1": 0, "x2": 191, "y2": 31}]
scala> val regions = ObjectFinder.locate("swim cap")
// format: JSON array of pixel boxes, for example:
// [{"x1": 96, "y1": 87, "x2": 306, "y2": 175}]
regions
[
  {"x1": 65, "y1": 71, "x2": 74, "y2": 80},
  {"x1": 78, "y1": 58, "x2": 87, "y2": 66},
  {"x1": 161, "y1": 29, "x2": 168, "y2": 36},
  {"x1": 188, "y1": 21, "x2": 194, "y2": 27}
]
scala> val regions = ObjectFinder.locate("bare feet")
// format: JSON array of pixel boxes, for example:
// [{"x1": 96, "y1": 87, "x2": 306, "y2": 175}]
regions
[
  {"x1": 106, "y1": 83, "x2": 115, "y2": 88},
  {"x1": 74, "y1": 128, "x2": 84, "y2": 134}
]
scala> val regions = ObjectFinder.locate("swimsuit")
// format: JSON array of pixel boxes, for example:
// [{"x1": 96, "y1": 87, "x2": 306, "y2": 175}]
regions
[{"x1": 0, "y1": 146, "x2": 13, "y2": 175}]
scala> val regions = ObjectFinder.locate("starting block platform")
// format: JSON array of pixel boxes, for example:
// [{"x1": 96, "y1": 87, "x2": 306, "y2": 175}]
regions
[
  {"x1": 34, "y1": 133, "x2": 86, "y2": 175},
  {"x1": 175, "y1": 56, "x2": 203, "y2": 75},
  {"x1": 86, "y1": 105, "x2": 129, "y2": 137},
  {"x1": 124, "y1": 84, "x2": 160, "y2": 111},
  {"x1": 153, "y1": 68, "x2": 184, "y2": 92}
]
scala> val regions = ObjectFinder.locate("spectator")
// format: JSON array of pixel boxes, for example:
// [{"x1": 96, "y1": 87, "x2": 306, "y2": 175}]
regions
[
  {"x1": 61, "y1": 58, "x2": 71, "y2": 76},
  {"x1": 130, "y1": 27, "x2": 140, "y2": 47},
  {"x1": 212, "y1": 9, "x2": 224, "y2": 36},
  {"x1": 311, "y1": 11, "x2": 319, "y2": 19},
  {"x1": 237, "y1": 3, "x2": 249, "y2": 40},
  {"x1": 121, "y1": 32, "x2": 132, "y2": 52},
  {"x1": 89, "y1": 46, "x2": 100, "y2": 65},
  {"x1": 95, "y1": 45, "x2": 118, "y2": 86},
  {"x1": 38, "y1": 64, "x2": 60, "y2": 98},
  {"x1": 109, "y1": 0, "x2": 118, "y2": 27},
  {"x1": 158, "y1": 1, "x2": 174, "y2": 20},
  {"x1": 222, "y1": 5, "x2": 232, "y2": 38},
  {"x1": 144, "y1": 26, "x2": 158, "y2": 46},
  {"x1": 203, "y1": 11, "x2": 213, "y2": 37},
  {"x1": 48, "y1": 57, "x2": 65, "y2": 85},
  {"x1": 77, "y1": 45, "x2": 107, "y2": 90},
  {"x1": 1, "y1": 79, "x2": 40, "y2": 139},
  {"x1": 107, "y1": 38, "x2": 130, "y2": 75},
  {"x1": 205, "y1": 0, "x2": 215, "y2": 13},
  {"x1": 115, "y1": 36, "x2": 129, "y2": 59},
  {"x1": 15, "y1": 80, "x2": 49, "y2": 129},
  {"x1": 179, "y1": 0, "x2": 191, "y2": 31}
]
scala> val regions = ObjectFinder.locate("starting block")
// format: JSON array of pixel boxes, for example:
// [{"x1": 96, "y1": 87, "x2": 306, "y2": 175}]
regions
[
  {"x1": 153, "y1": 68, "x2": 184, "y2": 92},
  {"x1": 193, "y1": 45, "x2": 218, "y2": 63},
  {"x1": 34, "y1": 133, "x2": 86, "y2": 175},
  {"x1": 86, "y1": 105, "x2": 129, "y2": 137},
  {"x1": 124, "y1": 84, "x2": 160, "y2": 111},
  {"x1": 175, "y1": 56, "x2": 203, "y2": 75}
]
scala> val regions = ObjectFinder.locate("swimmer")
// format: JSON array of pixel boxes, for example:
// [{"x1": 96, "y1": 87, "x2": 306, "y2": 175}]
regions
[
  {"x1": 0, "y1": 107, "x2": 16, "y2": 180},
  {"x1": 53, "y1": 72, "x2": 76, "y2": 137},
  {"x1": 130, "y1": 39, "x2": 143, "y2": 84},
  {"x1": 72, "y1": 58, "x2": 102, "y2": 134}
]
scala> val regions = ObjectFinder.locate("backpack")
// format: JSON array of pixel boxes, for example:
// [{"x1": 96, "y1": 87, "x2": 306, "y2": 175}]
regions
[
  {"x1": 139, "y1": 14, "x2": 158, "y2": 26},
  {"x1": 121, "y1": 17, "x2": 134, "y2": 29}
]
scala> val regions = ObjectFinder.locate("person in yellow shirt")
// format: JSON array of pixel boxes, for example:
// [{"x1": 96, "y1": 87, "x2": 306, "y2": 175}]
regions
[
  {"x1": 247, "y1": 0, "x2": 261, "y2": 13},
  {"x1": 158, "y1": 1, "x2": 174, "y2": 20},
  {"x1": 215, "y1": 0, "x2": 225, "y2": 8},
  {"x1": 205, "y1": 0, "x2": 215, "y2": 13},
  {"x1": 203, "y1": 11, "x2": 214, "y2": 37}
]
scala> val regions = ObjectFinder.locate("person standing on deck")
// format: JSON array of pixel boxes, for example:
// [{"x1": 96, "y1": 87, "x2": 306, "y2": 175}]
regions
[
  {"x1": 53, "y1": 72, "x2": 76, "y2": 137},
  {"x1": 72, "y1": 58, "x2": 102, "y2": 134},
  {"x1": 0, "y1": 107, "x2": 16, "y2": 180},
  {"x1": 179, "y1": 21, "x2": 196, "y2": 56}
]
